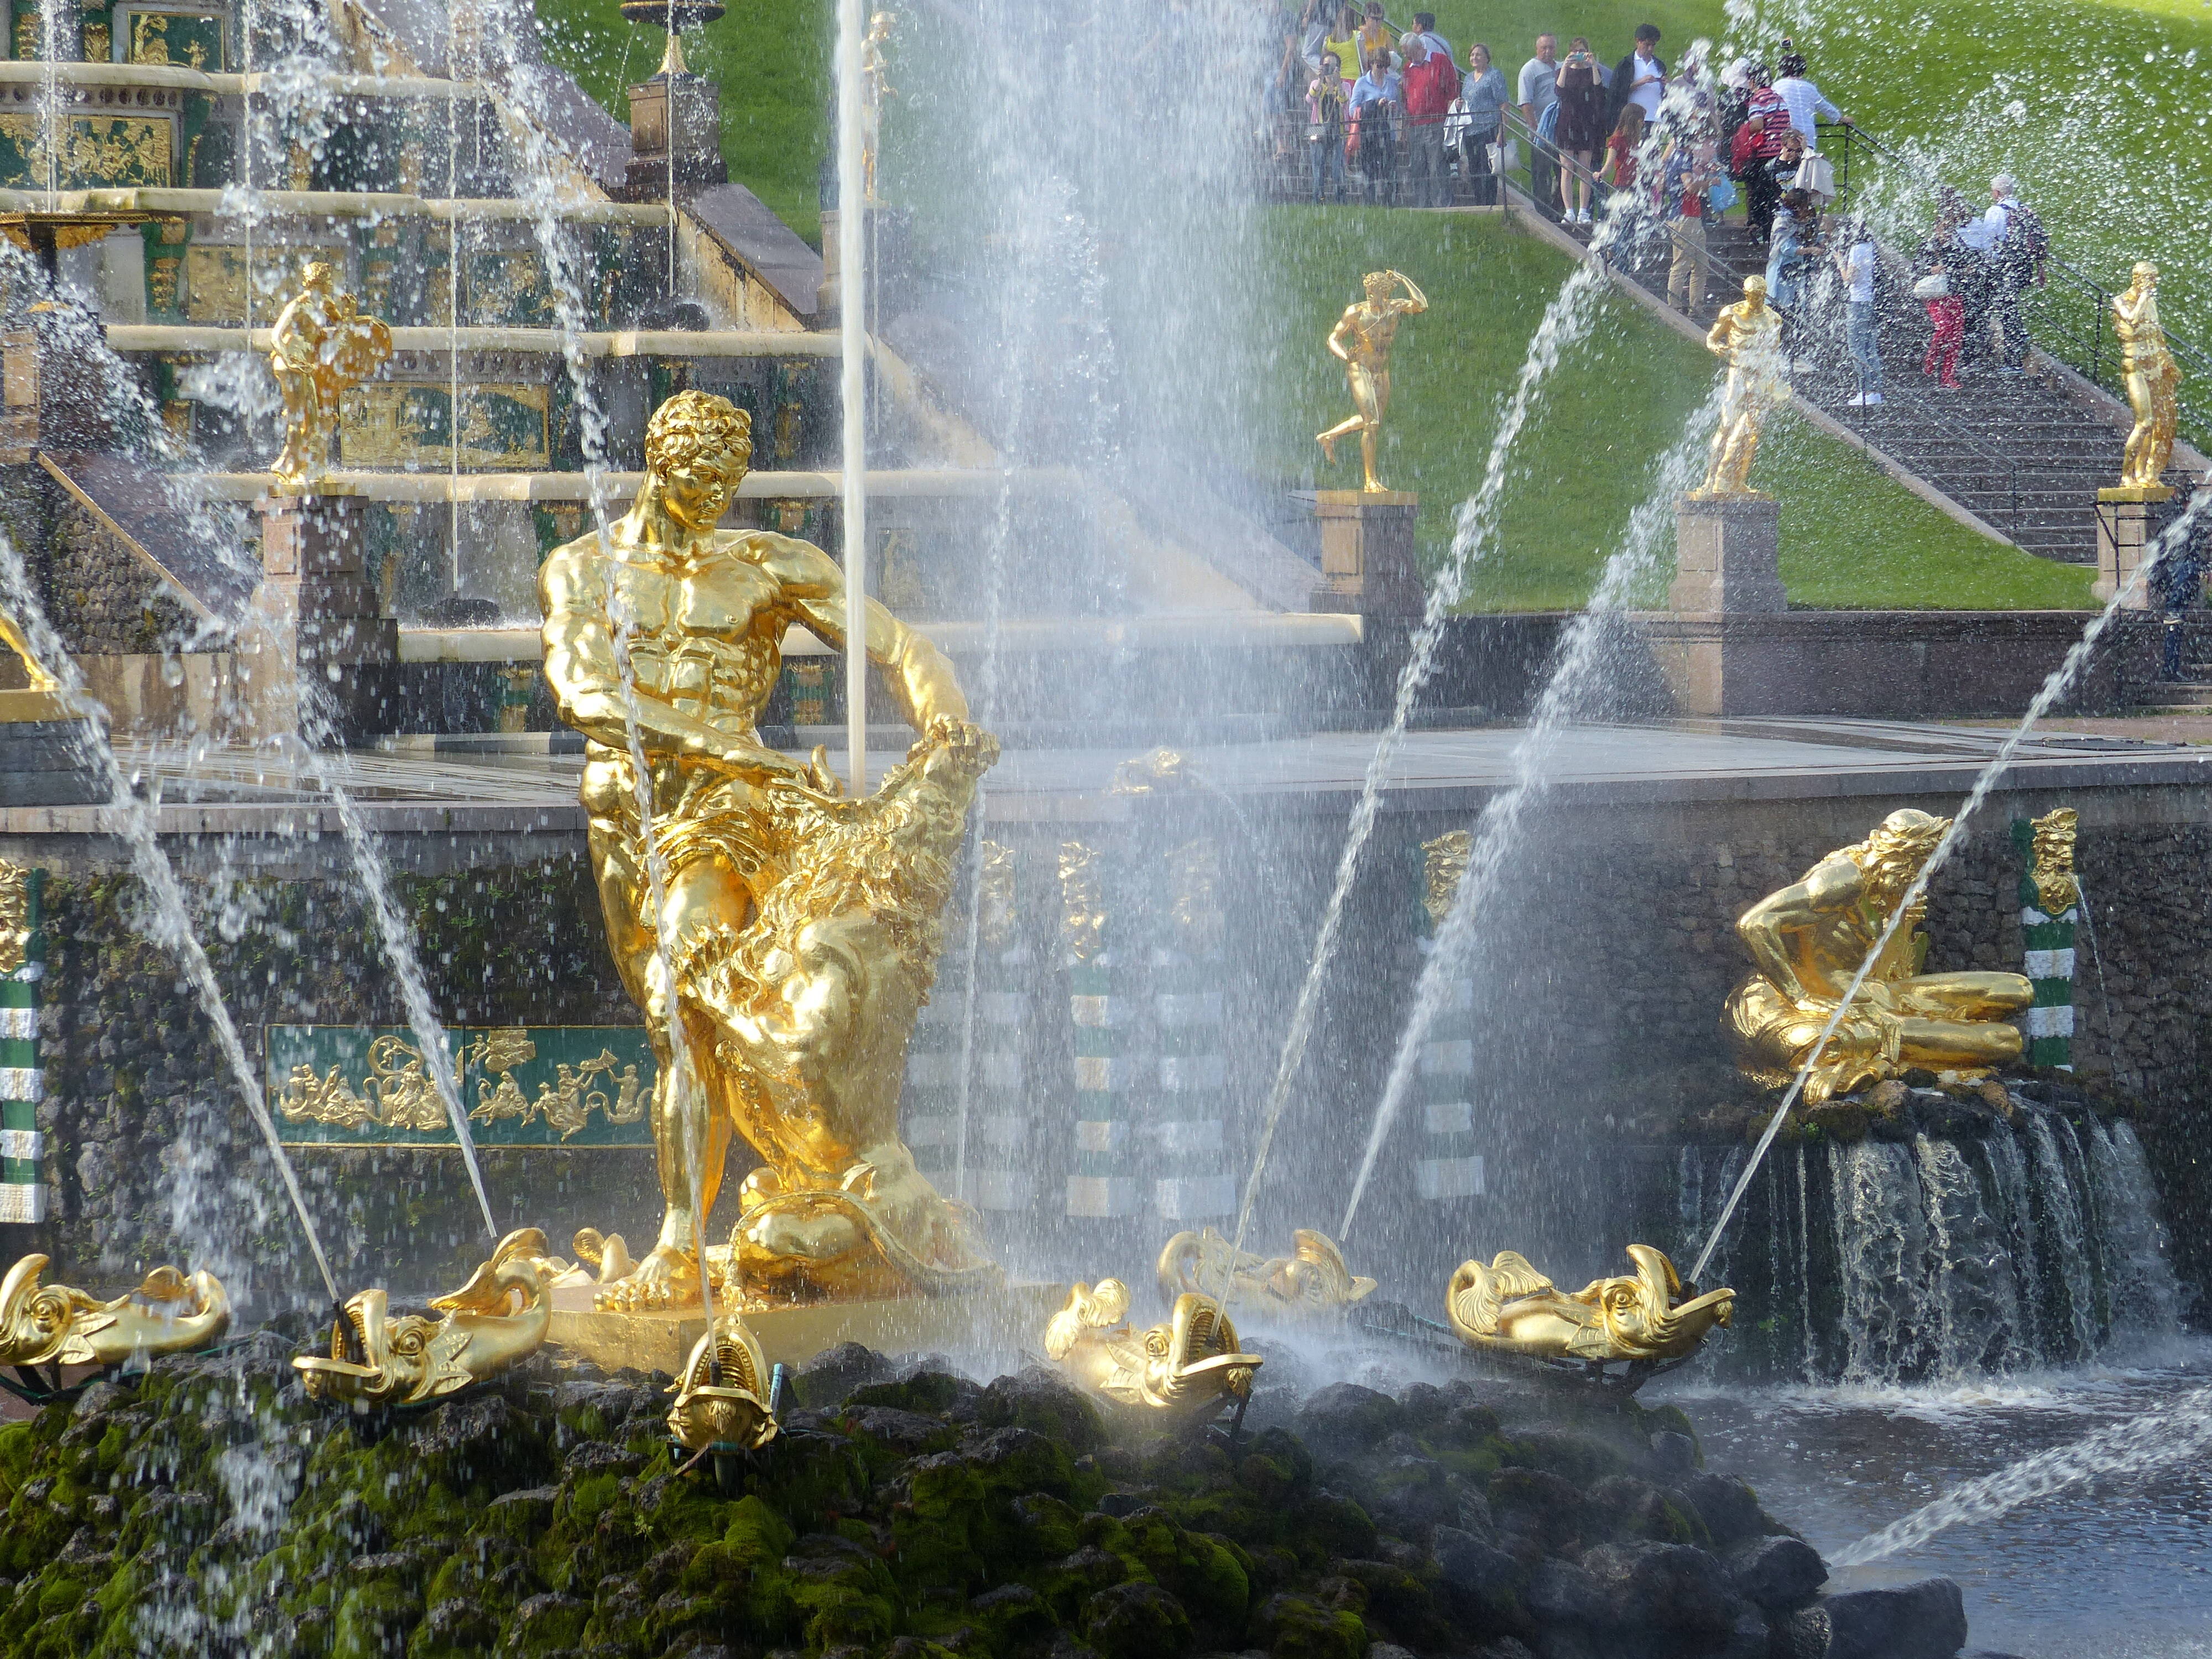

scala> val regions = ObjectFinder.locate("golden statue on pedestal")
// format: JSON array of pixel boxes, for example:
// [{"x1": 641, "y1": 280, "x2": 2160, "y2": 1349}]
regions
[
  {"x1": 1692, "y1": 275, "x2": 1787, "y2": 498},
  {"x1": 1446, "y1": 1246, "x2": 1731, "y2": 1365},
  {"x1": 2110, "y1": 262, "x2": 2181, "y2": 499},
  {"x1": 1725, "y1": 809, "x2": 2033, "y2": 1102},
  {"x1": 1317, "y1": 269, "x2": 1427, "y2": 493},
  {"x1": 268, "y1": 262, "x2": 392, "y2": 493},
  {"x1": 539, "y1": 389, "x2": 1000, "y2": 1311},
  {"x1": 0, "y1": 1255, "x2": 229, "y2": 1370},
  {"x1": 1044, "y1": 1279, "x2": 1261, "y2": 1417}
]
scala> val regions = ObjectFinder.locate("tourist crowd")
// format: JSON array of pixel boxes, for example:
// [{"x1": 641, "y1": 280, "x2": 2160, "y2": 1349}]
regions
[{"x1": 1275, "y1": 11, "x2": 2054, "y2": 400}]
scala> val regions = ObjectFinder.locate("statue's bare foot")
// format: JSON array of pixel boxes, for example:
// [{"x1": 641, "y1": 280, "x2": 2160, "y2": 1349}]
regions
[
  {"x1": 1317, "y1": 431, "x2": 1338, "y2": 466},
  {"x1": 593, "y1": 1244, "x2": 705, "y2": 1312}
]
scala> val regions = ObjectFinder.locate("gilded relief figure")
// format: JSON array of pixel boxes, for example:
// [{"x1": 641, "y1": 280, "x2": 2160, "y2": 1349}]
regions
[
  {"x1": 2113, "y1": 262, "x2": 2181, "y2": 495},
  {"x1": 1317, "y1": 269, "x2": 1428, "y2": 493},
  {"x1": 1693, "y1": 275, "x2": 1787, "y2": 498},
  {"x1": 539, "y1": 390, "x2": 1000, "y2": 1306},
  {"x1": 267, "y1": 262, "x2": 393, "y2": 491},
  {"x1": 1724, "y1": 810, "x2": 2033, "y2": 1101}
]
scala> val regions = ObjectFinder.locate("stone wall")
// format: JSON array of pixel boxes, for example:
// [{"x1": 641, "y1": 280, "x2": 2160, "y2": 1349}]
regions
[{"x1": 0, "y1": 466, "x2": 201, "y2": 662}]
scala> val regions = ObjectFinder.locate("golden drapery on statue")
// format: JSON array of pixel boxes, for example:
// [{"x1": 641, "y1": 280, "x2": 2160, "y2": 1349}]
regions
[
  {"x1": 2111, "y1": 262, "x2": 2182, "y2": 499},
  {"x1": 1317, "y1": 269, "x2": 1427, "y2": 494},
  {"x1": 1724, "y1": 809, "x2": 2032, "y2": 1102},
  {"x1": 267, "y1": 262, "x2": 392, "y2": 493},
  {"x1": 539, "y1": 389, "x2": 1001, "y2": 1309},
  {"x1": 1692, "y1": 275, "x2": 1786, "y2": 499}
]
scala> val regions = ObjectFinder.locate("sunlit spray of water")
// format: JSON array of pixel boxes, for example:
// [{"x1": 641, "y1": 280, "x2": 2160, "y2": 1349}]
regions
[
  {"x1": 0, "y1": 523, "x2": 340, "y2": 1305},
  {"x1": 1338, "y1": 388, "x2": 1726, "y2": 1240},
  {"x1": 1215, "y1": 65, "x2": 1705, "y2": 1303},
  {"x1": 1835, "y1": 1381, "x2": 2212, "y2": 1564},
  {"x1": 1692, "y1": 486, "x2": 2212, "y2": 1284},
  {"x1": 459, "y1": 0, "x2": 713, "y2": 1312}
]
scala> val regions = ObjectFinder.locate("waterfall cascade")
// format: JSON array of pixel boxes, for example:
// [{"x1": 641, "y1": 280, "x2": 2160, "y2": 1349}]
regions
[{"x1": 1675, "y1": 1084, "x2": 2182, "y2": 1384}]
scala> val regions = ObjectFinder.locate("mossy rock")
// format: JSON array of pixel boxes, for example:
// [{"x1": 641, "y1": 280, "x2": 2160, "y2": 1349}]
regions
[
  {"x1": 1587, "y1": 1476, "x2": 1702, "y2": 1547},
  {"x1": 1083, "y1": 1580, "x2": 1194, "y2": 1659},
  {"x1": 846, "y1": 1371, "x2": 971, "y2": 1417},
  {"x1": 495, "y1": 1589, "x2": 589, "y2": 1654},
  {"x1": 973, "y1": 1369, "x2": 1108, "y2": 1455},
  {"x1": 1285, "y1": 1491, "x2": 1376, "y2": 1564},
  {"x1": 406, "y1": 1597, "x2": 499, "y2": 1659},
  {"x1": 330, "y1": 1577, "x2": 425, "y2": 1659},
  {"x1": 1248, "y1": 1591, "x2": 1368, "y2": 1659}
]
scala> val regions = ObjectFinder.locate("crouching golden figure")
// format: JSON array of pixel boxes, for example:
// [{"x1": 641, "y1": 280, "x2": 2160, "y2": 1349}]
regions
[
  {"x1": 1156, "y1": 1227, "x2": 1375, "y2": 1317},
  {"x1": 1724, "y1": 808, "x2": 2032, "y2": 1102},
  {"x1": 1446, "y1": 1246, "x2": 1732, "y2": 1365},
  {"x1": 1045, "y1": 1280, "x2": 1261, "y2": 1417},
  {"x1": 294, "y1": 1228, "x2": 561, "y2": 1407},
  {"x1": 540, "y1": 390, "x2": 1001, "y2": 1310},
  {"x1": 0, "y1": 1255, "x2": 229, "y2": 1369}
]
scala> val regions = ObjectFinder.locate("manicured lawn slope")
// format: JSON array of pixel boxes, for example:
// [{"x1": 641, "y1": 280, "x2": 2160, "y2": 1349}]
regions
[
  {"x1": 1246, "y1": 208, "x2": 2094, "y2": 611},
  {"x1": 535, "y1": 0, "x2": 828, "y2": 245}
]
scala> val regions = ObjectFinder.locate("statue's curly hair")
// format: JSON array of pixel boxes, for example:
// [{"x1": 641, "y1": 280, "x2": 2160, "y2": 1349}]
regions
[{"x1": 644, "y1": 390, "x2": 754, "y2": 480}]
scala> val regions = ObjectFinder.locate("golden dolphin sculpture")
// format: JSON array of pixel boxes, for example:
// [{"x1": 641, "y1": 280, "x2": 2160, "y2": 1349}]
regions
[
  {"x1": 294, "y1": 1228, "x2": 560, "y2": 1407},
  {"x1": 1156, "y1": 1228, "x2": 1376, "y2": 1317},
  {"x1": 1045, "y1": 1280, "x2": 1261, "y2": 1417},
  {"x1": 1446, "y1": 1246, "x2": 1733, "y2": 1365},
  {"x1": 666, "y1": 1314, "x2": 780, "y2": 1453},
  {"x1": 0, "y1": 1255, "x2": 229, "y2": 1369}
]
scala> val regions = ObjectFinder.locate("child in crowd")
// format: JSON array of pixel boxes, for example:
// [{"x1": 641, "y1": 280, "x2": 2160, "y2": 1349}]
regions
[{"x1": 1916, "y1": 267, "x2": 1965, "y2": 389}]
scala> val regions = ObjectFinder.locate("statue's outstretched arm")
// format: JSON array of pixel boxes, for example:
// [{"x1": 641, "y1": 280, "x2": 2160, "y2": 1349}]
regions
[
  {"x1": 770, "y1": 536, "x2": 971, "y2": 730},
  {"x1": 537, "y1": 544, "x2": 752, "y2": 760},
  {"x1": 1735, "y1": 859, "x2": 1859, "y2": 1001},
  {"x1": 1394, "y1": 272, "x2": 1430, "y2": 311}
]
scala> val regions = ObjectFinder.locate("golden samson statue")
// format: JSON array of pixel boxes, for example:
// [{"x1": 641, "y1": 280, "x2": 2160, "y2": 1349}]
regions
[
  {"x1": 2111, "y1": 261, "x2": 2182, "y2": 498},
  {"x1": 539, "y1": 389, "x2": 1000, "y2": 1308},
  {"x1": 1317, "y1": 269, "x2": 1427, "y2": 494},
  {"x1": 1693, "y1": 275, "x2": 1787, "y2": 498},
  {"x1": 1724, "y1": 809, "x2": 2032, "y2": 1102}
]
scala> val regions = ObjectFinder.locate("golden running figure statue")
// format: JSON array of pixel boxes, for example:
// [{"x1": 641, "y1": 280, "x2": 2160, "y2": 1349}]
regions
[
  {"x1": 2113, "y1": 262, "x2": 2181, "y2": 495},
  {"x1": 268, "y1": 262, "x2": 392, "y2": 492},
  {"x1": 1693, "y1": 275, "x2": 1787, "y2": 498},
  {"x1": 862, "y1": 10, "x2": 896, "y2": 204},
  {"x1": 1447, "y1": 1246, "x2": 1732, "y2": 1365},
  {"x1": 540, "y1": 390, "x2": 1000, "y2": 1308},
  {"x1": 1317, "y1": 269, "x2": 1428, "y2": 493},
  {"x1": 1725, "y1": 809, "x2": 2033, "y2": 1102}
]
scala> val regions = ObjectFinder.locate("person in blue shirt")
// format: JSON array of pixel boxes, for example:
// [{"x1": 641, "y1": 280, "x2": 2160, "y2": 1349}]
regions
[{"x1": 1349, "y1": 51, "x2": 1402, "y2": 202}]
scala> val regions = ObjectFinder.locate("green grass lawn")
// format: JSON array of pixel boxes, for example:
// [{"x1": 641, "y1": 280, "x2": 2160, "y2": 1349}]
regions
[
  {"x1": 1250, "y1": 208, "x2": 2094, "y2": 610},
  {"x1": 535, "y1": 0, "x2": 828, "y2": 245}
]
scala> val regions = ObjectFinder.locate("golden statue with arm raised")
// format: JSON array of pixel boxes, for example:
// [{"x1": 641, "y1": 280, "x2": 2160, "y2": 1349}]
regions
[
  {"x1": 540, "y1": 390, "x2": 1001, "y2": 1308},
  {"x1": 1693, "y1": 274, "x2": 1787, "y2": 498},
  {"x1": 267, "y1": 262, "x2": 393, "y2": 492},
  {"x1": 1317, "y1": 269, "x2": 1428, "y2": 493},
  {"x1": 2112, "y1": 261, "x2": 2181, "y2": 497},
  {"x1": 1724, "y1": 810, "x2": 2032, "y2": 1102}
]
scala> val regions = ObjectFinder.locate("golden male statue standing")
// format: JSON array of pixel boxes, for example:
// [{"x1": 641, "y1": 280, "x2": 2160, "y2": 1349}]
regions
[
  {"x1": 267, "y1": 262, "x2": 392, "y2": 492},
  {"x1": 1724, "y1": 810, "x2": 2032, "y2": 1102},
  {"x1": 2113, "y1": 261, "x2": 2181, "y2": 495},
  {"x1": 1694, "y1": 275, "x2": 1787, "y2": 498},
  {"x1": 539, "y1": 390, "x2": 1001, "y2": 1306},
  {"x1": 1317, "y1": 269, "x2": 1427, "y2": 493}
]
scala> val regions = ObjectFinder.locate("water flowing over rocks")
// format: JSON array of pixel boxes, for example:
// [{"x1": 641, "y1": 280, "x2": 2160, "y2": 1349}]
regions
[{"x1": 0, "y1": 1340, "x2": 1973, "y2": 1659}]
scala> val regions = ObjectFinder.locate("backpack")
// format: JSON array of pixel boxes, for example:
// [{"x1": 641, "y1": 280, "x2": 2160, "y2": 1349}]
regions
[{"x1": 2000, "y1": 201, "x2": 2049, "y2": 283}]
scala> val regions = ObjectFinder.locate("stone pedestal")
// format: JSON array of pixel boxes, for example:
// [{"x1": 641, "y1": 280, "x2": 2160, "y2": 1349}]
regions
[
  {"x1": 2092, "y1": 487, "x2": 2173, "y2": 608},
  {"x1": 1647, "y1": 494, "x2": 1786, "y2": 716},
  {"x1": 0, "y1": 717, "x2": 107, "y2": 805},
  {"x1": 620, "y1": 71, "x2": 728, "y2": 198},
  {"x1": 1309, "y1": 490, "x2": 1422, "y2": 615},
  {"x1": 817, "y1": 205, "x2": 913, "y2": 320},
  {"x1": 1670, "y1": 493, "x2": 1785, "y2": 614},
  {"x1": 245, "y1": 492, "x2": 397, "y2": 743}
]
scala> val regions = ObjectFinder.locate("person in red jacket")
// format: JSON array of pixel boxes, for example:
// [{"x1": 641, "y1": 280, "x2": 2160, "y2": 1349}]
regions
[{"x1": 1400, "y1": 35, "x2": 1458, "y2": 207}]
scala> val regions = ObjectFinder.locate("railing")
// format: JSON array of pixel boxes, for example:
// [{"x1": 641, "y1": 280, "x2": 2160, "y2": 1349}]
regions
[{"x1": 1816, "y1": 120, "x2": 2209, "y2": 457}]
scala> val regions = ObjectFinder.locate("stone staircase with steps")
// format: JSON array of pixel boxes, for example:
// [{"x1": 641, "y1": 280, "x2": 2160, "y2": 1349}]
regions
[{"x1": 1559, "y1": 210, "x2": 2135, "y2": 562}]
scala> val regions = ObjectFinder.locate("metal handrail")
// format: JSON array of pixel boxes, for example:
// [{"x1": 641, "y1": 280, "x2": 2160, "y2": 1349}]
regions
[{"x1": 1815, "y1": 119, "x2": 2207, "y2": 454}]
